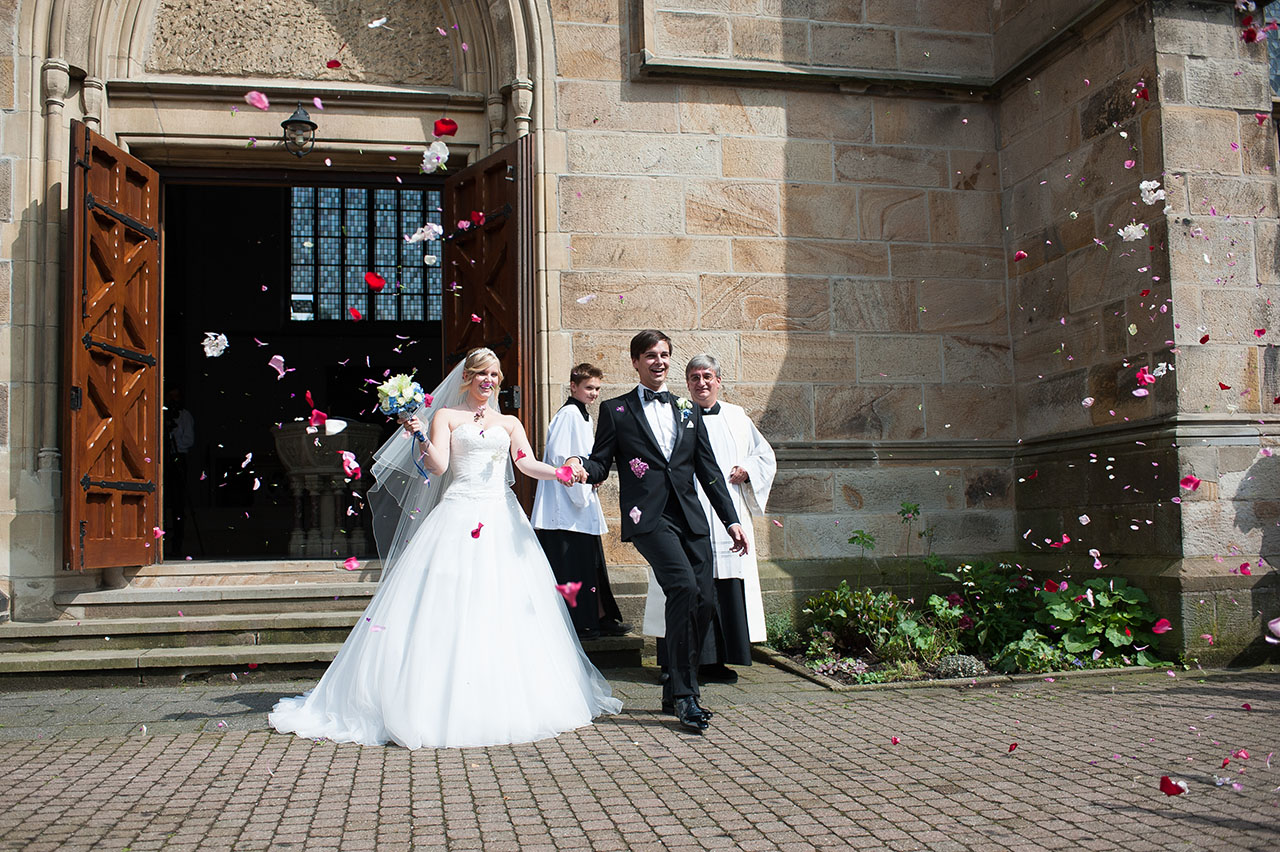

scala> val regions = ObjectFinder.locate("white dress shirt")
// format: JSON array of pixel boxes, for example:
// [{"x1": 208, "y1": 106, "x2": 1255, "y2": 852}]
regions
[{"x1": 637, "y1": 385, "x2": 677, "y2": 459}]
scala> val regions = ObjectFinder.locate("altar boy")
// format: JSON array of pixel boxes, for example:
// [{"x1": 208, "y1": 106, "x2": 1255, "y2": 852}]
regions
[{"x1": 532, "y1": 363, "x2": 629, "y2": 639}]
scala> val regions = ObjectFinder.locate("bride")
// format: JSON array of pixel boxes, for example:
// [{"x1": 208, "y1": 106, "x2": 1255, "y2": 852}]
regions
[{"x1": 269, "y1": 348, "x2": 622, "y2": 749}]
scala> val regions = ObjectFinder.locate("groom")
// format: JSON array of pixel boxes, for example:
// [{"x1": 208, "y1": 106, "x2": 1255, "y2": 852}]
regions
[{"x1": 568, "y1": 330, "x2": 748, "y2": 732}]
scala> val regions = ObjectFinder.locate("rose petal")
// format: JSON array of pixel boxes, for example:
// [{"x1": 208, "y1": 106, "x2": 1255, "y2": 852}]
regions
[
  {"x1": 1152, "y1": 618, "x2": 1172, "y2": 634},
  {"x1": 365, "y1": 271, "x2": 387, "y2": 291},
  {"x1": 1159, "y1": 776, "x2": 1187, "y2": 796},
  {"x1": 1013, "y1": 250, "x2": 1028, "y2": 261},
  {"x1": 434, "y1": 117, "x2": 459, "y2": 137},
  {"x1": 343, "y1": 557, "x2": 360, "y2": 571},
  {"x1": 556, "y1": 581, "x2": 582, "y2": 608},
  {"x1": 244, "y1": 90, "x2": 270, "y2": 111},
  {"x1": 471, "y1": 522, "x2": 484, "y2": 539}
]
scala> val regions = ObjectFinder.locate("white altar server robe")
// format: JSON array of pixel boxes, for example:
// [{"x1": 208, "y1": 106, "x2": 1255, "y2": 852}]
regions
[
  {"x1": 643, "y1": 401, "x2": 775, "y2": 641},
  {"x1": 531, "y1": 403, "x2": 607, "y2": 535}
]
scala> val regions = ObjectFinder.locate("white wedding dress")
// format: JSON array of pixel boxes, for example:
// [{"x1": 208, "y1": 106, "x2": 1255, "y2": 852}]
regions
[{"x1": 269, "y1": 422, "x2": 622, "y2": 749}]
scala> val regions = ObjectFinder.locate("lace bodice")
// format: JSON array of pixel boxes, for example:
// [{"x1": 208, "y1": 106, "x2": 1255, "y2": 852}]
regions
[{"x1": 444, "y1": 422, "x2": 512, "y2": 498}]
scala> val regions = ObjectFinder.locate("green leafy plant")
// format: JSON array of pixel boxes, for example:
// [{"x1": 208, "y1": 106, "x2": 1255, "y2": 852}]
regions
[
  {"x1": 898, "y1": 501, "x2": 920, "y2": 554},
  {"x1": 1034, "y1": 577, "x2": 1169, "y2": 667},
  {"x1": 992, "y1": 629, "x2": 1065, "y2": 673},
  {"x1": 847, "y1": 529, "x2": 876, "y2": 557},
  {"x1": 935, "y1": 561, "x2": 1040, "y2": 657},
  {"x1": 764, "y1": 611, "x2": 802, "y2": 653}
]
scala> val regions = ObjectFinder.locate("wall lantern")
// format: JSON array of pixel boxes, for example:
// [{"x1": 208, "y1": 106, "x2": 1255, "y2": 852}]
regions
[{"x1": 281, "y1": 103, "x2": 318, "y2": 157}]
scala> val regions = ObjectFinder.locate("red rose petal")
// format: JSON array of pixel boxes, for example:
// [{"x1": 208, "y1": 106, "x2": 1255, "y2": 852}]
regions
[
  {"x1": 1218, "y1": 382, "x2": 1232, "y2": 390},
  {"x1": 326, "y1": 59, "x2": 342, "y2": 69},
  {"x1": 348, "y1": 307, "x2": 363, "y2": 321},
  {"x1": 1152, "y1": 618, "x2": 1172, "y2": 634},
  {"x1": 1013, "y1": 250, "x2": 1028, "y2": 261},
  {"x1": 471, "y1": 522, "x2": 484, "y2": 538},
  {"x1": 365, "y1": 271, "x2": 387, "y2": 291},
  {"x1": 1199, "y1": 334, "x2": 1210, "y2": 344},
  {"x1": 1159, "y1": 776, "x2": 1186, "y2": 796},
  {"x1": 1008, "y1": 743, "x2": 1018, "y2": 753},
  {"x1": 434, "y1": 117, "x2": 459, "y2": 137}
]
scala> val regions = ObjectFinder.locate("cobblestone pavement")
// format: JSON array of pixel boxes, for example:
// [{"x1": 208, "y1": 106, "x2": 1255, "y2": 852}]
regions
[{"x1": 0, "y1": 664, "x2": 1276, "y2": 852}]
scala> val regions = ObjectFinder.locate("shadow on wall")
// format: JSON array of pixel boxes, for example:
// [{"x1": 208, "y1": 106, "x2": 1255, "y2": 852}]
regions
[{"x1": 1231, "y1": 450, "x2": 1280, "y2": 664}]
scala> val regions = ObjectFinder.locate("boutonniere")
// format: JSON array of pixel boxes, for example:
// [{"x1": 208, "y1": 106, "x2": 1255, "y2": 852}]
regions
[{"x1": 676, "y1": 396, "x2": 694, "y2": 421}]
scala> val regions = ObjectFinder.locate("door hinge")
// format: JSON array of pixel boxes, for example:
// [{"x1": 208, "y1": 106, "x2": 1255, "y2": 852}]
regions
[
  {"x1": 70, "y1": 386, "x2": 82, "y2": 411},
  {"x1": 500, "y1": 385, "x2": 522, "y2": 410}
]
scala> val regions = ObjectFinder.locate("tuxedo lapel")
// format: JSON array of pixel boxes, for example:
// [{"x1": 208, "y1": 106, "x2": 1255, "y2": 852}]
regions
[
  {"x1": 625, "y1": 391, "x2": 666, "y2": 460},
  {"x1": 668, "y1": 396, "x2": 687, "y2": 457}
]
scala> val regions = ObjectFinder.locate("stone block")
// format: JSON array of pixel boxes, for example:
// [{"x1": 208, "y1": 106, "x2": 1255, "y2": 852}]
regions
[
  {"x1": 1169, "y1": 216, "x2": 1256, "y2": 289},
  {"x1": 873, "y1": 98, "x2": 995, "y2": 149},
  {"x1": 686, "y1": 180, "x2": 780, "y2": 235},
  {"x1": 1160, "y1": 107, "x2": 1241, "y2": 175},
  {"x1": 1000, "y1": 106, "x2": 1080, "y2": 186},
  {"x1": 0, "y1": 383, "x2": 6, "y2": 447},
  {"x1": 1184, "y1": 176, "x2": 1278, "y2": 219},
  {"x1": 655, "y1": 11, "x2": 730, "y2": 58},
  {"x1": 832, "y1": 279, "x2": 916, "y2": 332},
  {"x1": 740, "y1": 333, "x2": 859, "y2": 383},
  {"x1": 0, "y1": 261, "x2": 9, "y2": 325},
  {"x1": 722, "y1": 138, "x2": 832, "y2": 182},
  {"x1": 558, "y1": 176, "x2": 684, "y2": 234},
  {"x1": 779, "y1": 183, "x2": 858, "y2": 240},
  {"x1": 1152, "y1": 1, "x2": 1237, "y2": 56},
  {"x1": 889, "y1": 244, "x2": 1002, "y2": 280},
  {"x1": 809, "y1": 23, "x2": 898, "y2": 70},
  {"x1": 569, "y1": 235, "x2": 730, "y2": 272},
  {"x1": 731, "y1": 16, "x2": 808, "y2": 62},
  {"x1": 1255, "y1": 220, "x2": 1280, "y2": 285},
  {"x1": 783, "y1": 91, "x2": 873, "y2": 142},
  {"x1": 728, "y1": 383, "x2": 814, "y2": 442},
  {"x1": 758, "y1": 0, "x2": 861, "y2": 22},
  {"x1": 859, "y1": 334, "x2": 942, "y2": 383},
  {"x1": 928, "y1": 511, "x2": 1015, "y2": 554},
  {"x1": 924, "y1": 384, "x2": 1014, "y2": 440},
  {"x1": 834, "y1": 145, "x2": 948, "y2": 187},
  {"x1": 731, "y1": 238, "x2": 888, "y2": 277},
  {"x1": 549, "y1": 0, "x2": 619, "y2": 23},
  {"x1": 0, "y1": 159, "x2": 9, "y2": 223},
  {"x1": 1199, "y1": 288, "x2": 1280, "y2": 338},
  {"x1": 964, "y1": 467, "x2": 1013, "y2": 509},
  {"x1": 897, "y1": 30, "x2": 993, "y2": 80},
  {"x1": 1174, "y1": 345, "x2": 1260, "y2": 414},
  {"x1": 560, "y1": 272, "x2": 698, "y2": 330},
  {"x1": 556, "y1": 80, "x2": 679, "y2": 132},
  {"x1": 1184, "y1": 57, "x2": 1271, "y2": 111},
  {"x1": 942, "y1": 336, "x2": 1012, "y2": 384},
  {"x1": 929, "y1": 190, "x2": 1000, "y2": 246},
  {"x1": 857, "y1": 187, "x2": 928, "y2": 241},
  {"x1": 678, "y1": 85, "x2": 785, "y2": 136},
  {"x1": 836, "y1": 467, "x2": 965, "y2": 513},
  {"x1": 917, "y1": 279, "x2": 1007, "y2": 335},
  {"x1": 949, "y1": 150, "x2": 1001, "y2": 191},
  {"x1": 866, "y1": 0, "x2": 989, "y2": 31},
  {"x1": 1181, "y1": 499, "x2": 1269, "y2": 558},
  {"x1": 0, "y1": 56, "x2": 13, "y2": 112},
  {"x1": 660, "y1": 0, "x2": 758, "y2": 12},
  {"x1": 1016, "y1": 369, "x2": 1091, "y2": 439},
  {"x1": 814, "y1": 385, "x2": 924, "y2": 441},
  {"x1": 555, "y1": 23, "x2": 623, "y2": 80},
  {"x1": 1239, "y1": 114, "x2": 1277, "y2": 177},
  {"x1": 565, "y1": 132, "x2": 718, "y2": 175},
  {"x1": 699, "y1": 274, "x2": 830, "y2": 331},
  {"x1": 768, "y1": 471, "x2": 834, "y2": 513},
  {"x1": 572, "y1": 330, "x2": 742, "y2": 382}
]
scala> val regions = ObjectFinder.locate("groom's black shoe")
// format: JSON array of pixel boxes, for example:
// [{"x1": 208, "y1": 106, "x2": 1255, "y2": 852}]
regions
[
  {"x1": 662, "y1": 697, "x2": 713, "y2": 721},
  {"x1": 673, "y1": 697, "x2": 709, "y2": 732}
]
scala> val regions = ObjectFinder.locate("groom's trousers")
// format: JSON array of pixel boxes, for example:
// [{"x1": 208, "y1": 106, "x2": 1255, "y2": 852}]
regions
[{"x1": 630, "y1": 493, "x2": 715, "y2": 701}]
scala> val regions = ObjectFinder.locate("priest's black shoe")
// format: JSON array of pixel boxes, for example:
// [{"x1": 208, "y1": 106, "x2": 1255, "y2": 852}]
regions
[
  {"x1": 673, "y1": 697, "x2": 709, "y2": 732},
  {"x1": 598, "y1": 619, "x2": 631, "y2": 636},
  {"x1": 699, "y1": 663, "x2": 738, "y2": 684}
]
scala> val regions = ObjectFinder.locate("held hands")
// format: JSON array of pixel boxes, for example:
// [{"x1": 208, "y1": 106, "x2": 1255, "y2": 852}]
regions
[
  {"x1": 728, "y1": 523, "x2": 750, "y2": 556},
  {"x1": 728, "y1": 465, "x2": 750, "y2": 485},
  {"x1": 566, "y1": 458, "x2": 589, "y2": 484}
]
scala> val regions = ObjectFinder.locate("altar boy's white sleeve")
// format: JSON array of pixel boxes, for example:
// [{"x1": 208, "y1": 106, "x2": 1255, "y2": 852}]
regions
[
  {"x1": 542, "y1": 407, "x2": 592, "y2": 509},
  {"x1": 733, "y1": 407, "x2": 775, "y2": 515}
]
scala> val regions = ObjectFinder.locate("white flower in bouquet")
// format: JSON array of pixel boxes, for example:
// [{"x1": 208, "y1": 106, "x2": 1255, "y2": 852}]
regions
[
  {"x1": 421, "y1": 141, "x2": 449, "y2": 174},
  {"x1": 202, "y1": 332, "x2": 229, "y2": 358}
]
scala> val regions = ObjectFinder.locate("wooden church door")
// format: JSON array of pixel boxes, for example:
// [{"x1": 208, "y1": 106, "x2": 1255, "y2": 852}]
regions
[
  {"x1": 62, "y1": 121, "x2": 162, "y2": 570},
  {"x1": 443, "y1": 135, "x2": 536, "y2": 509}
]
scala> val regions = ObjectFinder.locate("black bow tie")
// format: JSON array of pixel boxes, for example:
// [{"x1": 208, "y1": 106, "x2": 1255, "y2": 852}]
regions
[
  {"x1": 643, "y1": 389, "x2": 671, "y2": 404},
  {"x1": 702, "y1": 403, "x2": 721, "y2": 415}
]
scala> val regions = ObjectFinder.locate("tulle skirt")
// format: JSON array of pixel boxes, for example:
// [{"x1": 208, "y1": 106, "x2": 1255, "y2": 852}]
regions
[{"x1": 268, "y1": 487, "x2": 622, "y2": 749}]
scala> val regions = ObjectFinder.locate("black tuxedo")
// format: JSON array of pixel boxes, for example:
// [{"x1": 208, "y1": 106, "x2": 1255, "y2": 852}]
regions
[{"x1": 580, "y1": 387, "x2": 740, "y2": 701}]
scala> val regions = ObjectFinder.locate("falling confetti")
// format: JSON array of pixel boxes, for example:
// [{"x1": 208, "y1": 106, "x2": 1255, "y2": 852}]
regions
[{"x1": 243, "y1": 90, "x2": 269, "y2": 111}]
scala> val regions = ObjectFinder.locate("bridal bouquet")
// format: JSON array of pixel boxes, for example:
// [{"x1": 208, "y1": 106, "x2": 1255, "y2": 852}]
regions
[{"x1": 377, "y1": 374, "x2": 432, "y2": 443}]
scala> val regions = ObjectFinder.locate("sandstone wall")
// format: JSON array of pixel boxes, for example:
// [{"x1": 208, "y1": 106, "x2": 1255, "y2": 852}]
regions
[
  {"x1": 0, "y1": 0, "x2": 15, "y2": 621},
  {"x1": 547, "y1": 0, "x2": 1016, "y2": 575}
]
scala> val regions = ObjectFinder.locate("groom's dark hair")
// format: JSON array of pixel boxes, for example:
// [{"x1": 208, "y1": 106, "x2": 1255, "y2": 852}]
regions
[{"x1": 630, "y1": 329, "x2": 672, "y2": 360}]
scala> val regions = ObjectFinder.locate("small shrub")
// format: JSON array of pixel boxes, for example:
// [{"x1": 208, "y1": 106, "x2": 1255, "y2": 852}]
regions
[
  {"x1": 992, "y1": 629, "x2": 1065, "y2": 673},
  {"x1": 935, "y1": 561, "x2": 1040, "y2": 658},
  {"x1": 764, "y1": 611, "x2": 802, "y2": 653},
  {"x1": 1034, "y1": 577, "x2": 1170, "y2": 667},
  {"x1": 885, "y1": 660, "x2": 924, "y2": 681},
  {"x1": 935, "y1": 654, "x2": 988, "y2": 679}
]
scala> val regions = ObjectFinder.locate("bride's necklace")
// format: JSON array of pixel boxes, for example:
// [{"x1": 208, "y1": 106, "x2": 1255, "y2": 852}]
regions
[{"x1": 473, "y1": 405, "x2": 486, "y2": 423}]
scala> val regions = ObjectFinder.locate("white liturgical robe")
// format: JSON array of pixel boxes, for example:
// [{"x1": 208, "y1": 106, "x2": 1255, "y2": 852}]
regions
[
  {"x1": 531, "y1": 401, "x2": 607, "y2": 535},
  {"x1": 643, "y1": 400, "x2": 776, "y2": 642}
]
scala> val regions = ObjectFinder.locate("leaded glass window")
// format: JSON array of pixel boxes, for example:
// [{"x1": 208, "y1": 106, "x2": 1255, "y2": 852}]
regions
[{"x1": 289, "y1": 186, "x2": 443, "y2": 322}]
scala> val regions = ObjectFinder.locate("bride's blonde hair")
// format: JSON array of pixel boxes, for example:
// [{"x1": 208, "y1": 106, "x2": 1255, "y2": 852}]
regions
[{"x1": 461, "y1": 348, "x2": 503, "y2": 387}]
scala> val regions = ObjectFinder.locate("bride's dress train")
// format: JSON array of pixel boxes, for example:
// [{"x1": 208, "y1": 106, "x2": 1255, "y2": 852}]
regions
[{"x1": 269, "y1": 422, "x2": 622, "y2": 749}]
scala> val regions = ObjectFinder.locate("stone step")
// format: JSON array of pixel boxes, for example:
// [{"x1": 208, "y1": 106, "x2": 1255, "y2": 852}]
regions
[
  {"x1": 0, "y1": 633, "x2": 644, "y2": 682},
  {"x1": 0, "y1": 612, "x2": 369, "y2": 651},
  {"x1": 53, "y1": 583, "x2": 380, "y2": 619},
  {"x1": 125, "y1": 559, "x2": 383, "y2": 587}
]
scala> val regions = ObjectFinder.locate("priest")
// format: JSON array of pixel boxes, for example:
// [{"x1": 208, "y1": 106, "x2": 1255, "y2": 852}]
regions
[{"x1": 643, "y1": 353, "x2": 776, "y2": 683}]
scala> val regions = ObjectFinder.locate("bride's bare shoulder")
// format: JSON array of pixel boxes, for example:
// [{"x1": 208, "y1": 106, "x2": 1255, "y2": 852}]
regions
[{"x1": 432, "y1": 407, "x2": 467, "y2": 428}]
